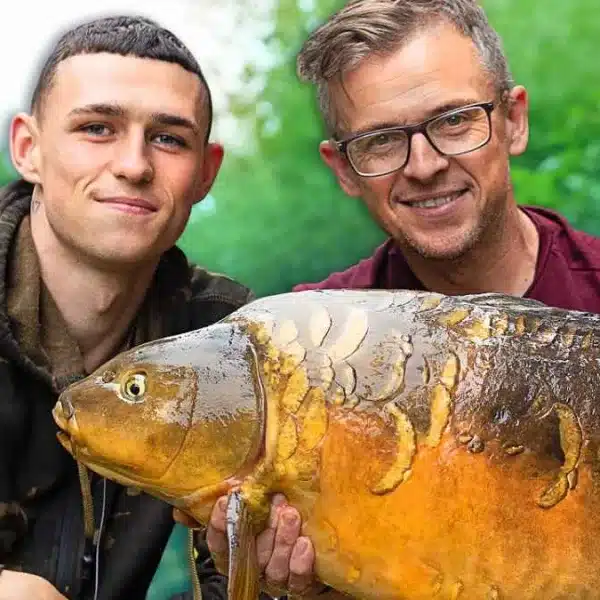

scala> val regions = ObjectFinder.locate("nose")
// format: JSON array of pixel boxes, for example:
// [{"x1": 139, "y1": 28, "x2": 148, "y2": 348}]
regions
[
  {"x1": 112, "y1": 133, "x2": 154, "y2": 184},
  {"x1": 402, "y1": 132, "x2": 450, "y2": 182}
]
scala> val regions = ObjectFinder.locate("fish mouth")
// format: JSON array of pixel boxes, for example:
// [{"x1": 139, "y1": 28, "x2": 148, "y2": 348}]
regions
[
  {"x1": 51, "y1": 396, "x2": 194, "y2": 501},
  {"x1": 52, "y1": 398, "x2": 82, "y2": 456},
  {"x1": 56, "y1": 431, "x2": 73, "y2": 454}
]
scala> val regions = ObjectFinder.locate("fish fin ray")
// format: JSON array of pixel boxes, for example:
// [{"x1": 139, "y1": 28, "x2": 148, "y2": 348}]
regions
[{"x1": 226, "y1": 490, "x2": 260, "y2": 600}]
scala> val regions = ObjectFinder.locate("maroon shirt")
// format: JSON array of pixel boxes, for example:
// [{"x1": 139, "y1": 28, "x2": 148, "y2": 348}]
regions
[{"x1": 293, "y1": 206, "x2": 600, "y2": 313}]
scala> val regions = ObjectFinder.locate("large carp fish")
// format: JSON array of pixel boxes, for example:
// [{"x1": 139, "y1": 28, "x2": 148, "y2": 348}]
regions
[{"x1": 52, "y1": 289, "x2": 600, "y2": 600}]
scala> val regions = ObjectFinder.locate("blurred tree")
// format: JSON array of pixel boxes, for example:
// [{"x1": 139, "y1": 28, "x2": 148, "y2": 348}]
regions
[
  {"x1": 178, "y1": 0, "x2": 383, "y2": 298},
  {"x1": 483, "y1": 0, "x2": 600, "y2": 227}
]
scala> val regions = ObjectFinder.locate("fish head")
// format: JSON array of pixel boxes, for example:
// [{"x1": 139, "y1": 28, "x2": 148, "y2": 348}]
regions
[{"x1": 53, "y1": 322, "x2": 266, "y2": 509}]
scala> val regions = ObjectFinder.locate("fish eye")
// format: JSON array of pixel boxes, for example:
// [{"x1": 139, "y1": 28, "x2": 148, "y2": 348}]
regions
[{"x1": 120, "y1": 372, "x2": 147, "y2": 403}]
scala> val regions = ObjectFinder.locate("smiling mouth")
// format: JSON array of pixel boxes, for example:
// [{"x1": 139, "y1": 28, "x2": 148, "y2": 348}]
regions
[
  {"x1": 398, "y1": 189, "x2": 467, "y2": 209},
  {"x1": 96, "y1": 197, "x2": 158, "y2": 212}
]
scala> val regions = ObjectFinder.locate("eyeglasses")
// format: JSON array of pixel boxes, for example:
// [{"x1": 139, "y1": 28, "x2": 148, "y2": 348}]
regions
[{"x1": 334, "y1": 101, "x2": 496, "y2": 177}]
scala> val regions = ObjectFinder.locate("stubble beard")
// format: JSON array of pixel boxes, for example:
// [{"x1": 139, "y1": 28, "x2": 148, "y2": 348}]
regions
[{"x1": 398, "y1": 192, "x2": 508, "y2": 265}]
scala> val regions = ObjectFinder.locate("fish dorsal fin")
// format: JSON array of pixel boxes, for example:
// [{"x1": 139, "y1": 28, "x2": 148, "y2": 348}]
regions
[
  {"x1": 226, "y1": 490, "x2": 260, "y2": 600},
  {"x1": 458, "y1": 292, "x2": 548, "y2": 311}
]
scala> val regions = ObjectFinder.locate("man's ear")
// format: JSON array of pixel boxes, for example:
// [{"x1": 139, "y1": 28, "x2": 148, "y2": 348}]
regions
[
  {"x1": 504, "y1": 85, "x2": 529, "y2": 157},
  {"x1": 192, "y1": 142, "x2": 224, "y2": 205},
  {"x1": 10, "y1": 113, "x2": 42, "y2": 184},
  {"x1": 319, "y1": 140, "x2": 362, "y2": 197}
]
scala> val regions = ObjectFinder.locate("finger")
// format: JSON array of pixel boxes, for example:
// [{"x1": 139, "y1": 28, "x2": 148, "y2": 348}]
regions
[
  {"x1": 264, "y1": 506, "x2": 301, "y2": 587},
  {"x1": 206, "y1": 496, "x2": 229, "y2": 574},
  {"x1": 288, "y1": 536, "x2": 316, "y2": 594},
  {"x1": 209, "y1": 495, "x2": 228, "y2": 534},
  {"x1": 257, "y1": 493, "x2": 288, "y2": 570}
]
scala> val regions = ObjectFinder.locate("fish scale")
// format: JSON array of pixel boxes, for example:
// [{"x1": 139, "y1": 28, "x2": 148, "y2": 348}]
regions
[{"x1": 53, "y1": 289, "x2": 600, "y2": 599}]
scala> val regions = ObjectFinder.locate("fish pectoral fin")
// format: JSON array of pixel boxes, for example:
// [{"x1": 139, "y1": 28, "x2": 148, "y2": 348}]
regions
[{"x1": 226, "y1": 490, "x2": 260, "y2": 600}]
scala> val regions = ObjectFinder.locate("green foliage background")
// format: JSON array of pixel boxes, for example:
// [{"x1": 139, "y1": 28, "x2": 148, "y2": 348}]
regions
[
  {"x1": 174, "y1": 0, "x2": 600, "y2": 300},
  {"x1": 0, "y1": 0, "x2": 597, "y2": 597}
]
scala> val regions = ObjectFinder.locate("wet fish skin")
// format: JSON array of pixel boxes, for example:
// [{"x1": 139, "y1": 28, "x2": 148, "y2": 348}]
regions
[{"x1": 53, "y1": 289, "x2": 600, "y2": 600}]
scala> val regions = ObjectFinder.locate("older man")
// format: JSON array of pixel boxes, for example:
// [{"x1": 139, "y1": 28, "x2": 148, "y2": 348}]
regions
[
  {"x1": 208, "y1": 0, "x2": 600, "y2": 597},
  {"x1": 291, "y1": 0, "x2": 600, "y2": 309}
]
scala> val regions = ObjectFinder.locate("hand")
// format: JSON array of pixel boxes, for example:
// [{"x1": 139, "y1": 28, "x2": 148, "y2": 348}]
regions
[
  {"x1": 175, "y1": 494, "x2": 319, "y2": 596},
  {"x1": 0, "y1": 570, "x2": 68, "y2": 599},
  {"x1": 215, "y1": 493, "x2": 318, "y2": 595}
]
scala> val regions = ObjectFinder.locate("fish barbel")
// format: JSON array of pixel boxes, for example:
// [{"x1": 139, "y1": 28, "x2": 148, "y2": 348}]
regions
[{"x1": 53, "y1": 289, "x2": 600, "y2": 599}]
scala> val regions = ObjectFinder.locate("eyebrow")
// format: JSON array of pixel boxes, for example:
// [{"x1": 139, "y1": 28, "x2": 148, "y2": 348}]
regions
[
  {"x1": 348, "y1": 98, "x2": 482, "y2": 137},
  {"x1": 68, "y1": 103, "x2": 125, "y2": 119},
  {"x1": 67, "y1": 103, "x2": 200, "y2": 135},
  {"x1": 150, "y1": 112, "x2": 200, "y2": 135}
]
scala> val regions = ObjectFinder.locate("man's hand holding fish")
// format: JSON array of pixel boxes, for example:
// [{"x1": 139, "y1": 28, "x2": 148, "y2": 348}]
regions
[{"x1": 175, "y1": 494, "x2": 336, "y2": 598}]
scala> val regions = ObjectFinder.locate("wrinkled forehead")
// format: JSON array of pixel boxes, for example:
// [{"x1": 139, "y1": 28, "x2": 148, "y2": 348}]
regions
[{"x1": 330, "y1": 22, "x2": 494, "y2": 136}]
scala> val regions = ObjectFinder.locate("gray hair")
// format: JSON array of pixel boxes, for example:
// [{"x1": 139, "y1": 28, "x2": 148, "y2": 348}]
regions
[{"x1": 296, "y1": 0, "x2": 514, "y2": 135}]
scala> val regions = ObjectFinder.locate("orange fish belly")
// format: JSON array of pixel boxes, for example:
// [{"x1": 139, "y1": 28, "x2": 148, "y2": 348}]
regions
[{"x1": 290, "y1": 407, "x2": 600, "y2": 600}]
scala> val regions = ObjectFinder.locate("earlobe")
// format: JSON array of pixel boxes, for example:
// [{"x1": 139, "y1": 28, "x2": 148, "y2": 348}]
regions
[
  {"x1": 192, "y1": 142, "x2": 224, "y2": 204},
  {"x1": 506, "y1": 86, "x2": 529, "y2": 157},
  {"x1": 10, "y1": 113, "x2": 42, "y2": 184},
  {"x1": 319, "y1": 140, "x2": 362, "y2": 197}
]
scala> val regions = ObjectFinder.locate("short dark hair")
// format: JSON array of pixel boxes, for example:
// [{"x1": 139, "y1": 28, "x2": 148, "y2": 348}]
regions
[{"x1": 30, "y1": 15, "x2": 213, "y2": 141}]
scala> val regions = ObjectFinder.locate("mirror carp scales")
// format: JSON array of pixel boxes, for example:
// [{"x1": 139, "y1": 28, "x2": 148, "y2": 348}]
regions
[{"x1": 53, "y1": 289, "x2": 600, "y2": 600}]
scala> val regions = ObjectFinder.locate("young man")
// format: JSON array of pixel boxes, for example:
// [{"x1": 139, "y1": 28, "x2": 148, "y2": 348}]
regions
[
  {"x1": 0, "y1": 15, "x2": 310, "y2": 600},
  {"x1": 291, "y1": 0, "x2": 600, "y2": 310}
]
